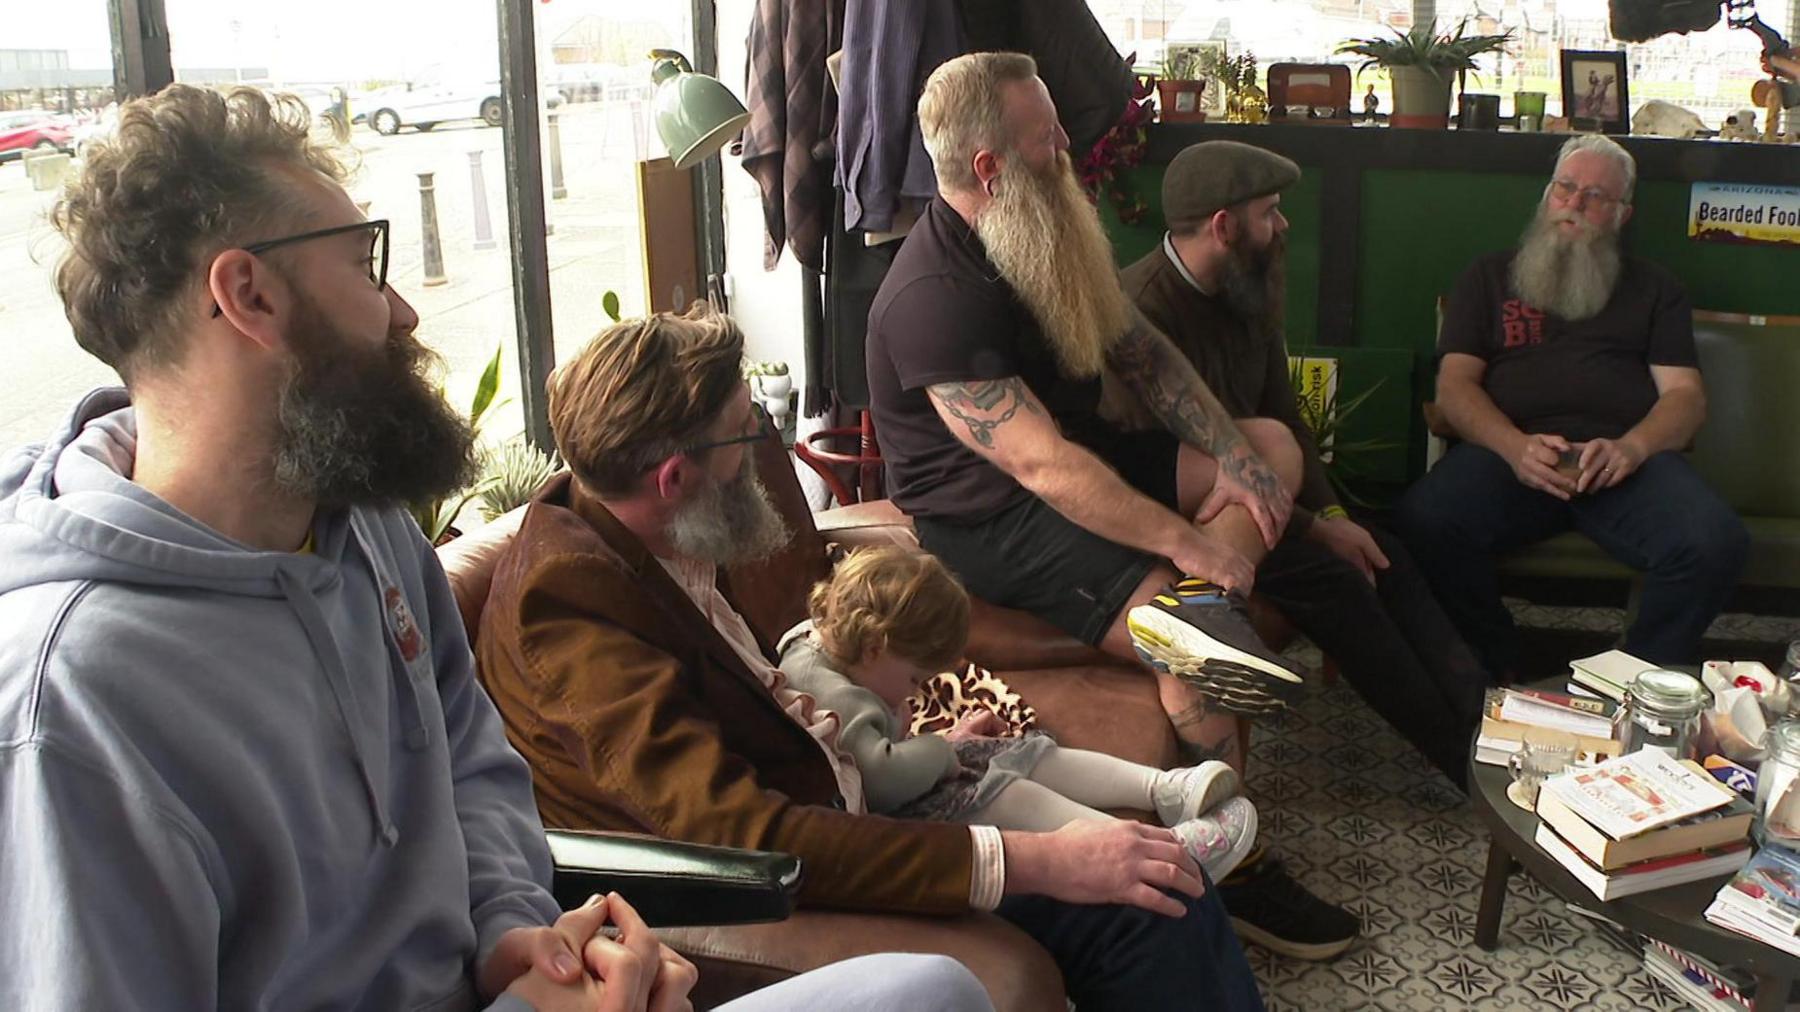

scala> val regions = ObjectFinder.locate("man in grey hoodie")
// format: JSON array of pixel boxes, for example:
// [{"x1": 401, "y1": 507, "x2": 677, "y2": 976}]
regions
[{"x1": 0, "y1": 84, "x2": 993, "y2": 1012}]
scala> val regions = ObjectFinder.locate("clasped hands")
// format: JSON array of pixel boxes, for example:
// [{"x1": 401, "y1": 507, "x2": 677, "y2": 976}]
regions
[
  {"x1": 483, "y1": 892, "x2": 698, "y2": 1012},
  {"x1": 1508, "y1": 432, "x2": 1644, "y2": 500}
]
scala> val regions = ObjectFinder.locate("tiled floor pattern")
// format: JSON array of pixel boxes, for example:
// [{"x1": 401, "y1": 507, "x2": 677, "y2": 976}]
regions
[{"x1": 1249, "y1": 601, "x2": 1791, "y2": 1010}]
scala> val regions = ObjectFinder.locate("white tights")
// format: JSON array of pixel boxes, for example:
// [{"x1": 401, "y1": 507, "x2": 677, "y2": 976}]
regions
[{"x1": 965, "y1": 745, "x2": 1162, "y2": 832}]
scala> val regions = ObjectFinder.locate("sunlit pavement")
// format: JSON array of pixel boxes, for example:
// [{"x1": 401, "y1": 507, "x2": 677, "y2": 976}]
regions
[{"x1": 0, "y1": 101, "x2": 648, "y2": 451}]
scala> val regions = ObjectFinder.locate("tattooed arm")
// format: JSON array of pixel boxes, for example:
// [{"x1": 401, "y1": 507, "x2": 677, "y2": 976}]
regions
[
  {"x1": 926, "y1": 377, "x2": 1254, "y2": 591},
  {"x1": 1105, "y1": 310, "x2": 1293, "y2": 547}
]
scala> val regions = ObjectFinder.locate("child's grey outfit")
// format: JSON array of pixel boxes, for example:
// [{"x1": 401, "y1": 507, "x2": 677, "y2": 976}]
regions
[{"x1": 776, "y1": 622, "x2": 1054, "y2": 821}]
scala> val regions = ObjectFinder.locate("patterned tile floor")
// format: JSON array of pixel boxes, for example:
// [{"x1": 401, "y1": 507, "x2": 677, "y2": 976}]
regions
[{"x1": 1247, "y1": 601, "x2": 1792, "y2": 1011}]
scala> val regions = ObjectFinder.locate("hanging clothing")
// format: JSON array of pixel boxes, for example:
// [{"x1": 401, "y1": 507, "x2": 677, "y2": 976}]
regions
[
  {"x1": 740, "y1": 0, "x2": 844, "y2": 271},
  {"x1": 959, "y1": 0, "x2": 1134, "y2": 161},
  {"x1": 837, "y1": 0, "x2": 965, "y2": 233}
]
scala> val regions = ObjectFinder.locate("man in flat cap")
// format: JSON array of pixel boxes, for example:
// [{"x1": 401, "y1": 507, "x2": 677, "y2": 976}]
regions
[
  {"x1": 1110, "y1": 140, "x2": 1489, "y2": 793},
  {"x1": 866, "y1": 52, "x2": 1361, "y2": 962}
]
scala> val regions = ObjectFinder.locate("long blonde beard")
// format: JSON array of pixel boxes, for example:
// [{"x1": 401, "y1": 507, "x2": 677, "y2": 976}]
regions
[{"x1": 973, "y1": 151, "x2": 1132, "y2": 380}]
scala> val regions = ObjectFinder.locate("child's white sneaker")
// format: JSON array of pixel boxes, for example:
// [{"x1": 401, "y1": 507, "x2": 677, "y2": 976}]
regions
[
  {"x1": 1152, "y1": 760, "x2": 1240, "y2": 826},
  {"x1": 1172, "y1": 797, "x2": 1259, "y2": 883}
]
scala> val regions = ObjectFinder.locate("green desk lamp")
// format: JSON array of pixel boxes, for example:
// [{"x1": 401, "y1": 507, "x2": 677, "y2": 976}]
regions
[{"x1": 650, "y1": 49, "x2": 751, "y2": 170}]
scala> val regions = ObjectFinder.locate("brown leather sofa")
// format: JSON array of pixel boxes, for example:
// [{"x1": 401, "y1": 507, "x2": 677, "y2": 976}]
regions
[{"x1": 437, "y1": 433, "x2": 1180, "y2": 1010}]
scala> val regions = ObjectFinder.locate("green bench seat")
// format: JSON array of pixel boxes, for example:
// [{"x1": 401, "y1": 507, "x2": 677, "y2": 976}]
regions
[{"x1": 1495, "y1": 311, "x2": 1800, "y2": 592}]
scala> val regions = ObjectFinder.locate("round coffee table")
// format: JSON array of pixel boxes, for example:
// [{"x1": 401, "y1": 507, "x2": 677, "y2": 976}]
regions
[{"x1": 1469, "y1": 704, "x2": 1800, "y2": 1010}]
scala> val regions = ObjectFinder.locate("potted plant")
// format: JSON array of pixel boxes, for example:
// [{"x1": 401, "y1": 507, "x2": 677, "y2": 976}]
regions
[
  {"x1": 410, "y1": 342, "x2": 506, "y2": 545},
  {"x1": 1287, "y1": 360, "x2": 1398, "y2": 505},
  {"x1": 1336, "y1": 19, "x2": 1514, "y2": 130},
  {"x1": 1157, "y1": 45, "x2": 1209, "y2": 123},
  {"x1": 1203, "y1": 50, "x2": 1266, "y2": 124}
]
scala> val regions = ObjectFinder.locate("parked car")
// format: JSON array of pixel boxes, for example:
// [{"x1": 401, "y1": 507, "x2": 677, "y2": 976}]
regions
[
  {"x1": 362, "y1": 72, "x2": 563, "y2": 135},
  {"x1": 0, "y1": 110, "x2": 74, "y2": 162}
]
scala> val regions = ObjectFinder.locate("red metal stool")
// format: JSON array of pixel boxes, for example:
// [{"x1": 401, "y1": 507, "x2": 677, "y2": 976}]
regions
[{"x1": 794, "y1": 411, "x2": 884, "y2": 506}]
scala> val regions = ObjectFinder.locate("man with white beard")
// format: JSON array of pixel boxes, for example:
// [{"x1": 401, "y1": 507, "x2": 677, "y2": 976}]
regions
[
  {"x1": 865, "y1": 52, "x2": 1360, "y2": 962},
  {"x1": 1399, "y1": 135, "x2": 1746, "y2": 677}
]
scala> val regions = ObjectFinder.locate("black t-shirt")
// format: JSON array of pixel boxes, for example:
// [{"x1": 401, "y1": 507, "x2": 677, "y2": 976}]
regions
[
  {"x1": 1438, "y1": 250, "x2": 1697, "y2": 443},
  {"x1": 866, "y1": 196, "x2": 1105, "y2": 519}
]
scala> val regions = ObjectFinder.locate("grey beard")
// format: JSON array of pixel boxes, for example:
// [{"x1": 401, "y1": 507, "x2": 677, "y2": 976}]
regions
[
  {"x1": 1510, "y1": 210, "x2": 1622, "y2": 321},
  {"x1": 666, "y1": 462, "x2": 792, "y2": 566}
]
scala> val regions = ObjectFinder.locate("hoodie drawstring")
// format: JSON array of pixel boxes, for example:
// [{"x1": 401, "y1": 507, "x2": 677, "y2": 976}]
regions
[{"x1": 276, "y1": 566, "x2": 399, "y2": 849}]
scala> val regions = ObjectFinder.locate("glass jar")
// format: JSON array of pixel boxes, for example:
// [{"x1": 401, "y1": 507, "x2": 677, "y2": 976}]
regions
[
  {"x1": 1758, "y1": 721, "x2": 1800, "y2": 849},
  {"x1": 1781, "y1": 640, "x2": 1800, "y2": 685},
  {"x1": 1617, "y1": 669, "x2": 1710, "y2": 759}
]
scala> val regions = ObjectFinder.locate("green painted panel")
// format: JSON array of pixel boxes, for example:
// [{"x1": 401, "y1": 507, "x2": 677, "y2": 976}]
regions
[{"x1": 1103, "y1": 165, "x2": 1323, "y2": 349}]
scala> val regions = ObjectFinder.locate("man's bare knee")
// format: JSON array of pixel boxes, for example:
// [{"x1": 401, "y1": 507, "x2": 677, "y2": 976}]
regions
[{"x1": 1237, "y1": 417, "x2": 1302, "y2": 493}]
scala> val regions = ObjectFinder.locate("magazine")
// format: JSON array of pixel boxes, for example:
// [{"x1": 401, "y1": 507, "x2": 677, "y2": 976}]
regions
[
  {"x1": 1710, "y1": 845, "x2": 1800, "y2": 937},
  {"x1": 1539, "y1": 749, "x2": 1733, "y2": 841}
]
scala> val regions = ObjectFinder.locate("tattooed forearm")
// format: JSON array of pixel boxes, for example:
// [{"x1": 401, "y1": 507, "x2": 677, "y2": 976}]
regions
[
  {"x1": 1219, "y1": 442, "x2": 1285, "y2": 506},
  {"x1": 1106, "y1": 314, "x2": 1242, "y2": 458},
  {"x1": 928, "y1": 378, "x2": 1044, "y2": 449}
]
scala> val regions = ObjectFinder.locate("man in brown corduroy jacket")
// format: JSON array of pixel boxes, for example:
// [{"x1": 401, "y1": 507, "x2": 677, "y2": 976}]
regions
[{"x1": 474, "y1": 304, "x2": 1264, "y2": 1011}]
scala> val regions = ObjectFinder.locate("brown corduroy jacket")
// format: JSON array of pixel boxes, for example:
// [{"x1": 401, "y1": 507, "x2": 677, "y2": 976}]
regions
[{"x1": 474, "y1": 473, "x2": 975, "y2": 913}]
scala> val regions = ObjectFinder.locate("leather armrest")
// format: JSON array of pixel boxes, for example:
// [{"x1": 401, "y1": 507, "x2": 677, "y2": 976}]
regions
[
  {"x1": 660, "y1": 909, "x2": 1067, "y2": 1012},
  {"x1": 547, "y1": 830, "x2": 801, "y2": 927}
]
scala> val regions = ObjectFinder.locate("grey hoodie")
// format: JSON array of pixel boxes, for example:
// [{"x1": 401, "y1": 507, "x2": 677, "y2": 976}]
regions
[{"x1": 0, "y1": 389, "x2": 559, "y2": 1010}]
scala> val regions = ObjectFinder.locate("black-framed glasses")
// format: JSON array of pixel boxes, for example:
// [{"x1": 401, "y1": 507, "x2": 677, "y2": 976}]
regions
[
  {"x1": 686, "y1": 402, "x2": 769, "y2": 455},
  {"x1": 209, "y1": 219, "x2": 390, "y2": 318}
]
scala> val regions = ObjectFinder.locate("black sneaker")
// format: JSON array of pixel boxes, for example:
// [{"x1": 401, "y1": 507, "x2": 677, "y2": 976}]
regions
[
  {"x1": 1126, "y1": 579, "x2": 1304, "y2": 716},
  {"x1": 1217, "y1": 856, "x2": 1360, "y2": 961}
]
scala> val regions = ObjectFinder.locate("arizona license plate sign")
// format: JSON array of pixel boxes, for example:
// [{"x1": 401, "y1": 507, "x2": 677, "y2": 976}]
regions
[{"x1": 1688, "y1": 182, "x2": 1800, "y2": 247}]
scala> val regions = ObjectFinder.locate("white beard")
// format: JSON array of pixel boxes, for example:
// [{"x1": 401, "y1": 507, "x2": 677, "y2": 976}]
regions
[{"x1": 1510, "y1": 203, "x2": 1622, "y2": 321}]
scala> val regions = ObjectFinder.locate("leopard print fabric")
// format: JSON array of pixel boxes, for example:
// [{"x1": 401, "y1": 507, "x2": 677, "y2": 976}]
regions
[{"x1": 907, "y1": 662, "x2": 1038, "y2": 738}]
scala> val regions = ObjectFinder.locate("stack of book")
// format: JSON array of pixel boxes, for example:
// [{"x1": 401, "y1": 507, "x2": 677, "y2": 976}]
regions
[
  {"x1": 1640, "y1": 937, "x2": 1754, "y2": 1012},
  {"x1": 1473, "y1": 686, "x2": 1625, "y2": 766},
  {"x1": 1568, "y1": 648, "x2": 1655, "y2": 702},
  {"x1": 1706, "y1": 846, "x2": 1800, "y2": 958},
  {"x1": 1533, "y1": 749, "x2": 1754, "y2": 900}
]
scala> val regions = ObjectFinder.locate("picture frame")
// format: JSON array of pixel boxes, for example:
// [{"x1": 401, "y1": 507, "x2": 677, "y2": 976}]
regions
[
  {"x1": 1559, "y1": 49, "x2": 1631, "y2": 134},
  {"x1": 1166, "y1": 40, "x2": 1229, "y2": 118}
]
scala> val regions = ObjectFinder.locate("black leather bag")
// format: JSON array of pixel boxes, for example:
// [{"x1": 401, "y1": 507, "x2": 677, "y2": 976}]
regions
[{"x1": 547, "y1": 831, "x2": 803, "y2": 927}]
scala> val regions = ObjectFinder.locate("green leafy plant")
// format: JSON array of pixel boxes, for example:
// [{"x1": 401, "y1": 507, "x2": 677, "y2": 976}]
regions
[
  {"x1": 477, "y1": 439, "x2": 560, "y2": 522},
  {"x1": 602, "y1": 289, "x2": 621, "y2": 323},
  {"x1": 1335, "y1": 18, "x2": 1515, "y2": 81},
  {"x1": 742, "y1": 360, "x2": 789, "y2": 378},
  {"x1": 1202, "y1": 50, "x2": 1260, "y2": 94},
  {"x1": 1288, "y1": 362, "x2": 1398, "y2": 506},
  {"x1": 1161, "y1": 46, "x2": 1205, "y2": 82},
  {"x1": 410, "y1": 342, "x2": 506, "y2": 544}
]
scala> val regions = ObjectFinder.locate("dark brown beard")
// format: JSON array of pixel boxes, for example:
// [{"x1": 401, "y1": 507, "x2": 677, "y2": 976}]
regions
[
  {"x1": 272, "y1": 293, "x2": 476, "y2": 509},
  {"x1": 1216, "y1": 232, "x2": 1287, "y2": 338},
  {"x1": 973, "y1": 150, "x2": 1133, "y2": 379}
]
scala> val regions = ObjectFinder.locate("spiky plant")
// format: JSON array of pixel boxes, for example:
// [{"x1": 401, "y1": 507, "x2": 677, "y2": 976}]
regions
[
  {"x1": 477, "y1": 439, "x2": 560, "y2": 522},
  {"x1": 1336, "y1": 18, "x2": 1515, "y2": 81}
]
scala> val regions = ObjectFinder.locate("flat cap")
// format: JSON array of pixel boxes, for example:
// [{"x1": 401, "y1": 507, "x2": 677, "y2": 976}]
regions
[{"x1": 1162, "y1": 141, "x2": 1301, "y2": 228}]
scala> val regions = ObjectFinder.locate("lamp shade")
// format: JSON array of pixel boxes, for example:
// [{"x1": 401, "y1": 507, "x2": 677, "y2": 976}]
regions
[{"x1": 650, "y1": 51, "x2": 751, "y2": 170}]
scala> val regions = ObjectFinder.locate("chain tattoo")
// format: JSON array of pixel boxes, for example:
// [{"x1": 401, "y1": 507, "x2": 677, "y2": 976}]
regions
[{"x1": 928, "y1": 378, "x2": 1044, "y2": 449}]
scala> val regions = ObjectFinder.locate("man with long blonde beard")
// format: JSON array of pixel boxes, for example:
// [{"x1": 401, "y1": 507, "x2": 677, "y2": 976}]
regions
[
  {"x1": 1399, "y1": 135, "x2": 1745, "y2": 678},
  {"x1": 866, "y1": 51, "x2": 1359, "y2": 962}
]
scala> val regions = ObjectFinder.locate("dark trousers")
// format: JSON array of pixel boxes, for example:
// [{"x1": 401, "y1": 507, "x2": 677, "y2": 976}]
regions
[
  {"x1": 997, "y1": 882, "x2": 1264, "y2": 1011},
  {"x1": 1396, "y1": 444, "x2": 1748, "y2": 674},
  {"x1": 1255, "y1": 524, "x2": 1490, "y2": 789}
]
